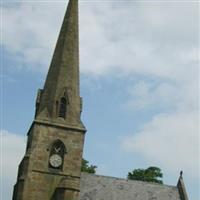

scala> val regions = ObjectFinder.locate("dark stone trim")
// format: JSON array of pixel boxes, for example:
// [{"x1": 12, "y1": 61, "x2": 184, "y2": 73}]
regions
[
  {"x1": 26, "y1": 123, "x2": 34, "y2": 136},
  {"x1": 33, "y1": 119, "x2": 86, "y2": 133},
  {"x1": 32, "y1": 169, "x2": 80, "y2": 179},
  {"x1": 58, "y1": 187, "x2": 80, "y2": 192}
]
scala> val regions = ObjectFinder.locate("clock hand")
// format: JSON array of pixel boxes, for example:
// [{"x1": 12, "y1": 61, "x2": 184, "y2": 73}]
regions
[{"x1": 54, "y1": 147, "x2": 61, "y2": 153}]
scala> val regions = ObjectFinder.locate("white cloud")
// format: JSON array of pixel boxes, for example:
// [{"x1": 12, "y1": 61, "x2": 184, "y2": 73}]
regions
[
  {"x1": 2, "y1": 2, "x2": 198, "y2": 79},
  {"x1": 79, "y1": 2, "x2": 199, "y2": 79},
  {"x1": 126, "y1": 81, "x2": 180, "y2": 111},
  {"x1": 2, "y1": 2, "x2": 67, "y2": 71},
  {"x1": 126, "y1": 74, "x2": 198, "y2": 112},
  {"x1": 121, "y1": 111, "x2": 199, "y2": 178},
  {"x1": 1, "y1": 130, "x2": 26, "y2": 200}
]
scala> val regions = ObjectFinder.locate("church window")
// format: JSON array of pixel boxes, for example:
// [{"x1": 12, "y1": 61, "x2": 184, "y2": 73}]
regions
[
  {"x1": 49, "y1": 140, "x2": 66, "y2": 170},
  {"x1": 59, "y1": 97, "x2": 67, "y2": 118}
]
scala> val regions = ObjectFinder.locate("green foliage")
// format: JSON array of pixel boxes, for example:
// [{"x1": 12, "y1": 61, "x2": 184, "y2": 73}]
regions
[
  {"x1": 127, "y1": 166, "x2": 163, "y2": 184},
  {"x1": 81, "y1": 159, "x2": 97, "y2": 174}
]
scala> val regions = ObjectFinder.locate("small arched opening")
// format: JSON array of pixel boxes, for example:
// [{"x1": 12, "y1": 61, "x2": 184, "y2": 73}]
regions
[{"x1": 59, "y1": 97, "x2": 67, "y2": 118}]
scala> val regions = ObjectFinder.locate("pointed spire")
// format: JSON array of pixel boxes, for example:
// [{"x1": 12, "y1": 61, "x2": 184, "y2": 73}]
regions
[{"x1": 36, "y1": 0, "x2": 82, "y2": 126}]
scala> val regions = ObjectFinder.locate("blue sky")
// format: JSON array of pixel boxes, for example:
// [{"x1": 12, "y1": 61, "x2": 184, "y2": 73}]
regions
[{"x1": 1, "y1": 0, "x2": 199, "y2": 200}]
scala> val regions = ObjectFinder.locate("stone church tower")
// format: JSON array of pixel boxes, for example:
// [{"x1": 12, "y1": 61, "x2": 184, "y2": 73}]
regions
[
  {"x1": 12, "y1": 0, "x2": 86, "y2": 199},
  {"x1": 12, "y1": 0, "x2": 189, "y2": 199}
]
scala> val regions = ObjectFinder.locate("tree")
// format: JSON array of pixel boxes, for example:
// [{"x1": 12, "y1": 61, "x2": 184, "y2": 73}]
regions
[
  {"x1": 81, "y1": 159, "x2": 97, "y2": 174},
  {"x1": 127, "y1": 166, "x2": 163, "y2": 184}
]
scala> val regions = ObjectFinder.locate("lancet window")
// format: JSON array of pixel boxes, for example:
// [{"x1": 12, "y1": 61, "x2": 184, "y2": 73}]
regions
[{"x1": 59, "y1": 97, "x2": 67, "y2": 118}]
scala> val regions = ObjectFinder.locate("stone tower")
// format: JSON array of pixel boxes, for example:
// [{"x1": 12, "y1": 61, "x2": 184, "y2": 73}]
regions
[{"x1": 12, "y1": 0, "x2": 86, "y2": 199}]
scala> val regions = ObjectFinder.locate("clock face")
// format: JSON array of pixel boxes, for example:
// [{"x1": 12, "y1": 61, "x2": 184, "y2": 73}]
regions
[{"x1": 49, "y1": 154, "x2": 62, "y2": 168}]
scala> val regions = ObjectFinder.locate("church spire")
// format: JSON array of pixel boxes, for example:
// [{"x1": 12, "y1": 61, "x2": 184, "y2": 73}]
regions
[
  {"x1": 13, "y1": 2, "x2": 85, "y2": 199},
  {"x1": 36, "y1": 0, "x2": 82, "y2": 126}
]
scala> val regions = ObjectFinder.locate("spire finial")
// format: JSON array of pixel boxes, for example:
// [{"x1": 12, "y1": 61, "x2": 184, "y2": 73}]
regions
[{"x1": 180, "y1": 171, "x2": 183, "y2": 178}]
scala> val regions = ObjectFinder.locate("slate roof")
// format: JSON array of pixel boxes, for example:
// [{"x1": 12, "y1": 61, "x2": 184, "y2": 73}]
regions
[{"x1": 80, "y1": 173, "x2": 181, "y2": 200}]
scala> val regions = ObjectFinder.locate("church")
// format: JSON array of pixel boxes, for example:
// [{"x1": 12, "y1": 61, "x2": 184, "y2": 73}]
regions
[{"x1": 12, "y1": 0, "x2": 189, "y2": 200}]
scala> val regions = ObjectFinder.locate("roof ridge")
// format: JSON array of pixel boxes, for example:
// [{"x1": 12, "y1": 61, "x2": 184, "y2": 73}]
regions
[{"x1": 81, "y1": 172, "x2": 177, "y2": 188}]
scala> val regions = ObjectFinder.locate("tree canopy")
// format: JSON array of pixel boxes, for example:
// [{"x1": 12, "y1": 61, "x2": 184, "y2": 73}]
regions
[
  {"x1": 81, "y1": 159, "x2": 97, "y2": 174},
  {"x1": 127, "y1": 166, "x2": 163, "y2": 184}
]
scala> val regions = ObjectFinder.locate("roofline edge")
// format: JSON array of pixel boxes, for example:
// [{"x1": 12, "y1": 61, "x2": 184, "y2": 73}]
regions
[{"x1": 177, "y1": 176, "x2": 189, "y2": 200}]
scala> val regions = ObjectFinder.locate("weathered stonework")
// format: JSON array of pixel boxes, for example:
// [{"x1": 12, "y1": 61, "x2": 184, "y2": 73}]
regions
[
  {"x1": 12, "y1": 0, "x2": 86, "y2": 200},
  {"x1": 13, "y1": 121, "x2": 85, "y2": 200}
]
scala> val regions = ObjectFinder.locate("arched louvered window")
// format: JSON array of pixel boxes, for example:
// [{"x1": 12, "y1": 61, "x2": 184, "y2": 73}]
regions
[{"x1": 59, "y1": 97, "x2": 67, "y2": 118}]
